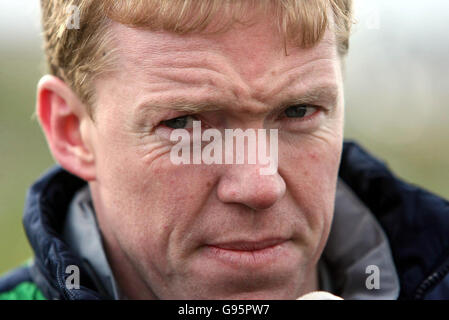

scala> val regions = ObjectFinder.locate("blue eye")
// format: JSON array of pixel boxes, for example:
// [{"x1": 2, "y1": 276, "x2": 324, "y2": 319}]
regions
[
  {"x1": 162, "y1": 116, "x2": 194, "y2": 129},
  {"x1": 284, "y1": 105, "x2": 316, "y2": 118}
]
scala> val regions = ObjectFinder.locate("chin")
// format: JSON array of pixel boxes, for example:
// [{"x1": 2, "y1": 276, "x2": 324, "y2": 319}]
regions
[
  {"x1": 216, "y1": 290, "x2": 300, "y2": 300},
  {"x1": 166, "y1": 272, "x2": 305, "y2": 300}
]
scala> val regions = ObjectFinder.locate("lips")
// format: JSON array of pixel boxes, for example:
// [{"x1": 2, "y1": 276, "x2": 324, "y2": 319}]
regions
[
  {"x1": 209, "y1": 238, "x2": 287, "y2": 251},
  {"x1": 202, "y1": 238, "x2": 291, "y2": 268}
]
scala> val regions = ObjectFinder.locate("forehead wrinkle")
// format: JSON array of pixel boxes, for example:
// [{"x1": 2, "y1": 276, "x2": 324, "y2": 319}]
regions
[
  {"x1": 247, "y1": 59, "x2": 338, "y2": 107},
  {"x1": 137, "y1": 65, "x2": 241, "y2": 94},
  {"x1": 129, "y1": 63, "x2": 253, "y2": 117},
  {"x1": 112, "y1": 31, "x2": 255, "y2": 107},
  {"x1": 246, "y1": 28, "x2": 338, "y2": 102},
  {"x1": 236, "y1": 44, "x2": 339, "y2": 106}
]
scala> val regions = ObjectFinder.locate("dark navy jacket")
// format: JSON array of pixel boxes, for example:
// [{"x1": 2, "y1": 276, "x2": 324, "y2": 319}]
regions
[{"x1": 1, "y1": 141, "x2": 448, "y2": 299}]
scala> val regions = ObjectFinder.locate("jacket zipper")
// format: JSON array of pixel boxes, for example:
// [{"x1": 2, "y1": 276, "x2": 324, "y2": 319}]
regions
[{"x1": 413, "y1": 261, "x2": 449, "y2": 299}]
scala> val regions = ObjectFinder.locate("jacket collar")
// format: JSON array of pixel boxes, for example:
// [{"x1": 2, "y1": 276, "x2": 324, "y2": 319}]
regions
[
  {"x1": 62, "y1": 185, "x2": 121, "y2": 299},
  {"x1": 23, "y1": 166, "x2": 104, "y2": 299}
]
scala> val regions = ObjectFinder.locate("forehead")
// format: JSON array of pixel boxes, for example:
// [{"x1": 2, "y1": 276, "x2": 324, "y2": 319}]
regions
[
  {"x1": 112, "y1": 18, "x2": 338, "y2": 71},
  {"x1": 104, "y1": 15, "x2": 340, "y2": 116}
]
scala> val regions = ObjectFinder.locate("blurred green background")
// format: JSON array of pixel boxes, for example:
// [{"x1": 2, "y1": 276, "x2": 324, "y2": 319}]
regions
[{"x1": 1, "y1": 0, "x2": 448, "y2": 275}]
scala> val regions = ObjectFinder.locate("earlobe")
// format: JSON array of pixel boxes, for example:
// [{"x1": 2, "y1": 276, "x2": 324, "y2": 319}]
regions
[{"x1": 36, "y1": 75, "x2": 96, "y2": 181}]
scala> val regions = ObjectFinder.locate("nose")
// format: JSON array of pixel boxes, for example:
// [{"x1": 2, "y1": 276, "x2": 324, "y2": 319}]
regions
[{"x1": 217, "y1": 163, "x2": 286, "y2": 211}]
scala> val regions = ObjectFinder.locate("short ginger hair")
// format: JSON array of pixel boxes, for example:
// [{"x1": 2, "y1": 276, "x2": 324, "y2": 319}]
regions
[{"x1": 40, "y1": 0, "x2": 353, "y2": 117}]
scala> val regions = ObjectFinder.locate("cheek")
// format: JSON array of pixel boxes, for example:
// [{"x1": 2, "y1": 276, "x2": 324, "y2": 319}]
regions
[
  {"x1": 94, "y1": 139, "x2": 217, "y2": 258},
  {"x1": 280, "y1": 134, "x2": 342, "y2": 246}
]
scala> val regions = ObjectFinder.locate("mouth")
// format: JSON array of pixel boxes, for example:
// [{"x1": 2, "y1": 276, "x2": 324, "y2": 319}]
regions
[
  {"x1": 210, "y1": 238, "x2": 287, "y2": 251},
  {"x1": 203, "y1": 238, "x2": 290, "y2": 268}
]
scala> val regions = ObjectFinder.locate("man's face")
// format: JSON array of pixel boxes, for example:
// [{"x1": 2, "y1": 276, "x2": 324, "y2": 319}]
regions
[{"x1": 86, "y1": 14, "x2": 344, "y2": 299}]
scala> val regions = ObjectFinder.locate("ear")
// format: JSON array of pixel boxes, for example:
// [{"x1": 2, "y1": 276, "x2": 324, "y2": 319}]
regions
[{"x1": 36, "y1": 75, "x2": 96, "y2": 181}]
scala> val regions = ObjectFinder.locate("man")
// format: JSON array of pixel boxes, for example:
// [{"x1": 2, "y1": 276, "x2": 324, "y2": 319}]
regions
[{"x1": 1, "y1": 0, "x2": 448, "y2": 300}]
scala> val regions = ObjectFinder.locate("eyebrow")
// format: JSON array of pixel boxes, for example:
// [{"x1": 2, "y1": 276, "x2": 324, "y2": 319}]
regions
[
  {"x1": 134, "y1": 84, "x2": 339, "y2": 119},
  {"x1": 143, "y1": 98, "x2": 223, "y2": 113},
  {"x1": 279, "y1": 85, "x2": 339, "y2": 109},
  {"x1": 133, "y1": 97, "x2": 223, "y2": 121}
]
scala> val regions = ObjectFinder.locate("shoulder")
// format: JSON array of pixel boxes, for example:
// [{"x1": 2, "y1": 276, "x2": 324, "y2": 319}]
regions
[
  {"x1": 341, "y1": 141, "x2": 449, "y2": 299},
  {"x1": 0, "y1": 264, "x2": 46, "y2": 300}
]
